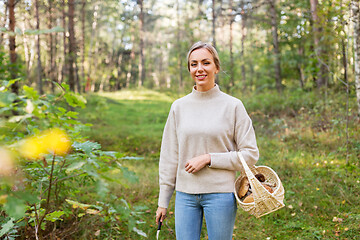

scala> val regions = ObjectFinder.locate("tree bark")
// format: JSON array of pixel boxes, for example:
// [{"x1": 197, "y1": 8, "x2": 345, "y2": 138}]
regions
[
  {"x1": 352, "y1": 0, "x2": 360, "y2": 117},
  {"x1": 8, "y1": 0, "x2": 19, "y2": 94},
  {"x1": 212, "y1": 0, "x2": 216, "y2": 49},
  {"x1": 240, "y1": 14, "x2": 247, "y2": 90},
  {"x1": 177, "y1": 0, "x2": 183, "y2": 90},
  {"x1": 48, "y1": 0, "x2": 56, "y2": 93},
  {"x1": 86, "y1": 4, "x2": 98, "y2": 92},
  {"x1": 81, "y1": 0, "x2": 86, "y2": 92},
  {"x1": 229, "y1": 0, "x2": 234, "y2": 90},
  {"x1": 310, "y1": 0, "x2": 327, "y2": 89},
  {"x1": 35, "y1": 0, "x2": 44, "y2": 94},
  {"x1": 68, "y1": 0, "x2": 76, "y2": 91},
  {"x1": 138, "y1": 0, "x2": 145, "y2": 87},
  {"x1": 62, "y1": 0, "x2": 67, "y2": 84},
  {"x1": 268, "y1": 0, "x2": 282, "y2": 92}
]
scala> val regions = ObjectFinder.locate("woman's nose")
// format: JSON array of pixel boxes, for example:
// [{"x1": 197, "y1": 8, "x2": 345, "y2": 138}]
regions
[{"x1": 197, "y1": 64, "x2": 204, "y2": 71}]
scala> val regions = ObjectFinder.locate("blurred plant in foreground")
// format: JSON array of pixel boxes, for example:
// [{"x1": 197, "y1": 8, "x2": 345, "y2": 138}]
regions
[{"x1": 0, "y1": 80, "x2": 146, "y2": 239}]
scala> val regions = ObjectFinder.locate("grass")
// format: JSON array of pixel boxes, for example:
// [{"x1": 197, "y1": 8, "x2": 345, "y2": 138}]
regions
[{"x1": 78, "y1": 88, "x2": 360, "y2": 239}]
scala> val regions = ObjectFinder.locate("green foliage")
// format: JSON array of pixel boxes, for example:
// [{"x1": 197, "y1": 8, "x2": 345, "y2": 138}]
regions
[{"x1": 0, "y1": 81, "x2": 146, "y2": 238}]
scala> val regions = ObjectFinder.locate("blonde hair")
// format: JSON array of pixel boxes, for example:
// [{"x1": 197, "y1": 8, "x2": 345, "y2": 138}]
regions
[{"x1": 186, "y1": 41, "x2": 221, "y2": 71}]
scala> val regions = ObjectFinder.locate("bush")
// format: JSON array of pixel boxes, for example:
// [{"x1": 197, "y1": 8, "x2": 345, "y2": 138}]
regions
[{"x1": 0, "y1": 80, "x2": 147, "y2": 239}]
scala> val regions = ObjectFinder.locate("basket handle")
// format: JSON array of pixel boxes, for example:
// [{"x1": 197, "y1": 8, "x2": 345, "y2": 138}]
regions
[{"x1": 237, "y1": 152, "x2": 256, "y2": 180}]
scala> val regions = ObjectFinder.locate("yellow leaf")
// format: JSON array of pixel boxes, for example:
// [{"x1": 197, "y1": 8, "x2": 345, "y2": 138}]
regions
[
  {"x1": 86, "y1": 209, "x2": 100, "y2": 215},
  {"x1": 0, "y1": 194, "x2": 8, "y2": 205}
]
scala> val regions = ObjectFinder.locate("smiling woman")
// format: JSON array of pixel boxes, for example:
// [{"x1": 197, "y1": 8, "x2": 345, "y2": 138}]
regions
[
  {"x1": 156, "y1": 41, "x2": 259, "y2": 240},
  {"x1": 187, "y1": 42, "x2": 221, "y2": 92},
  {"x1": 188, "y1": 48, "x2": 219, "y2": 92}
]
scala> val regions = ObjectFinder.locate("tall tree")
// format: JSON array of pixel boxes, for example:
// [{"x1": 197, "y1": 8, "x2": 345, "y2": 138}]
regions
[
  {"x1": 352, "y1": 0, "x2": 360, "y2": 117},
  {"x1": 61, "y1": 0, "x2": 67, "y2": 84},
  {"x1": 8, "y1": 0, "x2": 19, "y2": 94},
  {"x1": 229, "y1": 0, "x2": 234, "y2": 89},
  {"x1": 310, "y1": 0, "x2": 327, "y2": 89},
  {"x1": 176, "y1": 0, "x2": 183, "y2": 90},
  {"x1": 212, "y1": 0, "x2": 217, "y2": 48},
  {"x1": 81, "y1": 0, "x2": 86, "y2": 91},
  {"x1": 48, "y1": 0, "x2": 56, "y2": 93},
  {"x1": 138, "y1": 0, "x2": 145, "y2": 87},
  {"x1": 268, "y1": 0, "x2": 282, "y2": 92},
  {"x1": 35, "y1": 0, "x2": 44, "y2": 94},
  {"x1": 68, "y1": 0, "x2": 77, "y2": 91}
]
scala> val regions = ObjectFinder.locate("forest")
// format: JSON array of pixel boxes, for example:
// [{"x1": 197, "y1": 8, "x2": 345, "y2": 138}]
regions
[{"x1": 0, "y1": 0, "x2": 359, "y2": 239}]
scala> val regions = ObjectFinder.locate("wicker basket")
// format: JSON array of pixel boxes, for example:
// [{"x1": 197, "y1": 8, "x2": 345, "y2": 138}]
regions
[{"x1": 234, "y1": 152, "x2": 285, "y2": 218}]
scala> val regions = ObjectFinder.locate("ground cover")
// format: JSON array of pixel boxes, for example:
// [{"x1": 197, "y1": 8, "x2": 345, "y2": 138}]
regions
[{"x1": 78, "y1": 88, "x2": 360, "y2": 239}]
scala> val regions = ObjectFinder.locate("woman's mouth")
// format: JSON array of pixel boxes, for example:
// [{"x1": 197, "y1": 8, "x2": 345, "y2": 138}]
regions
[{"x1": 196, "y1": 75, "x2": 207, "y2": 80}]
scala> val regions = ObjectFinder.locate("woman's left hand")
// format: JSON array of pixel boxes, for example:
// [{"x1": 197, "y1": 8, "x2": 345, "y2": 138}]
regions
[{"x1": 185, "y1": 154, "x2": 211, "y2": 173}]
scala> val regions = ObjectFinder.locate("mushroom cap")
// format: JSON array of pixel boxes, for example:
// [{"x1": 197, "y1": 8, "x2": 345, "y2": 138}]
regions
[
  {"x1": 243, "y1": 193, "x2": 254, "y2": 203},
  {"x1": 237, "y1": 177, "x2": 250, "y2": 198},
  {"x1": 255, "y1": 173, "x2": 265, "y2": 182},
  {"x1": 262, "y1": 183, "x2": 274, "y2": 193}
]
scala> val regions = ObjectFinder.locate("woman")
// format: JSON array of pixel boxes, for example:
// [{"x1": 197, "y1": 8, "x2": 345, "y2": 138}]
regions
[{"x1": 156, "y1": 41, "x2": 259, "y2": 240}]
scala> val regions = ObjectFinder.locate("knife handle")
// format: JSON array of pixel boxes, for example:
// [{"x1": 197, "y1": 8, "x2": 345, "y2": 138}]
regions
[{"x1": 157, "y1": 221, "x2": 162, "y2": 230}]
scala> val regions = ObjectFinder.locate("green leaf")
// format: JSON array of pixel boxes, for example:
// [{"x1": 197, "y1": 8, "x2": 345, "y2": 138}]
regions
[
  {"x1": 66, "y1": 161, "x2": 86, "y2": 173},
  {"x1": 3, "y1": 196, "x2": 26, "y2": 219},
  {"x1": 23, "y1": 85, "x2": 39, "y2": 100},
  {"x1": 121, "y1": 166, "x2": 138, "y2": 184},
  {"x1": 96, "y1": 179, "x2": 109, "y2": 198},
  {"x1": 0, "y1": 218, "x2": 15, "y2": 237},
  {"x1": 44, "y1": 211, "x2": 65, "y2": 222},
  {"x1": 72, "y1": 141, "x2": 101, "y2": 155},
  {"x1": 0, "y1": 92, "x2": 17, "y2": 107},
  {"x1": 98, "y1": 151, "x2": 117, "y2": 158},
  {"x1": 65, "y1": 199, "x2": 91, "y2": 210}
]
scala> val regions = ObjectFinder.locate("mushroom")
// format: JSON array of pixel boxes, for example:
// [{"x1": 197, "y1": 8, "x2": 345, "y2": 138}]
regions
[
  {"x1": 255, "y1": 173, "x2": 265, "y2": 182},
  {"x1": 237, "y1": 177, "x2": 250, "y2": 198},
  {"x1": 262, "y1": 183, "x2": 274, "y2": 193},
  {"x1": 243, "y1": 193, "x2": 254, "y2": 203}
]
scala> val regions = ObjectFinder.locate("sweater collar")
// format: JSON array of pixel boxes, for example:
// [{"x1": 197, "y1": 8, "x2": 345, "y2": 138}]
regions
[{"x1": 191, "y1": 84, "x2": 221, "y2": 99}]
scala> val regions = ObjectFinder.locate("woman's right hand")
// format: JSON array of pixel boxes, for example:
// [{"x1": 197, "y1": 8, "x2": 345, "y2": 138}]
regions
[{"x1": 156, "y1": 207, "x2": 167, "y2": 225}]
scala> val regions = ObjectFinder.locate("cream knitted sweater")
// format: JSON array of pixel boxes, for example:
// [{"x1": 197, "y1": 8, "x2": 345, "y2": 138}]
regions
[{"x1": 158, "y1": 85, "x2": 259, "y2": 208}]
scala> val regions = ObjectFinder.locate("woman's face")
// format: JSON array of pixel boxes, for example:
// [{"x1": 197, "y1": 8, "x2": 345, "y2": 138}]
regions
[{"x1": 188, "y1": 48, "x2": 218, "y2": 92}]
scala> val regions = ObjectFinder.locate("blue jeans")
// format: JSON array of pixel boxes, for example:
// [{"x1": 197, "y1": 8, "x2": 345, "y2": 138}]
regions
[{"x1": 175, "y1": 191, "x2": 237, "y2": 240}]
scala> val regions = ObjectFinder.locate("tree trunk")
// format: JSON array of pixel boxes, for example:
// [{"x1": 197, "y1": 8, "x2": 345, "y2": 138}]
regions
[
  {"x1": 138, "y1": 0, "x2": 145, "y2": 87},
  {"x1": 8, "y1": 0, "x2": 19, "y2": 94},
  {"x1": 126, "y1": 30, "x2": 136, "y2": 88},
  {"x1": 48, "y1": 0, "x2": 56, "y2": 93},
  {"x1": 81, "y1": 0, "x2": 86, "y2": 92},
  {"x1": 177, "y1": 0, "x2": 183, "y2": 91},
  {"x1": 310, "y1": 0, "x2": 327, "y2": 89},
  {"x1": 352, "y1": 0, "x2": 360, "y2": 117},
  {"x1": 35, "y1": 0, "x2": 44, "y2": 94},
  {"x1": 68, "y1": 0, "x2": 76, "y2": 91},
  {"x1": 86, "y1": 4, "x2": 98, "y2": 92},
  {"x1": 62, "y1": 0, "x2": 67, "y2": 84},
  {"x1": 240, "y1": 14, "x2": 247, "y2": 90},
  {"x1": 268, "y1": 0, "x2": 282, "y2": 92},
  {"x1": 212, "y1": 0, "x2": 216, "y2": 49},
  {"x1": 229, "y1": 0, "x2": 234, "y2": 90}
]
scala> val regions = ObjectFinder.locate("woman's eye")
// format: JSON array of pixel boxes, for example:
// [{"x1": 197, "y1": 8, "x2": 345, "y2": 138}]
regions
[
  {"x1": 204, "y1": 62, "x2": 210, "y2": 65},
  {"x1": 191, "y1": 63, "x2": 197, "y2": 67}
]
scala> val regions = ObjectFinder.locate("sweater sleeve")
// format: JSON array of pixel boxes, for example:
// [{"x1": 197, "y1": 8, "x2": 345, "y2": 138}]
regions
[
  {"x1": 158, "y1": 104, "x2": 178, "y2": 208},
  {"x1": 209, "y1": 101, "x2": 259, "y2": 171}
]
